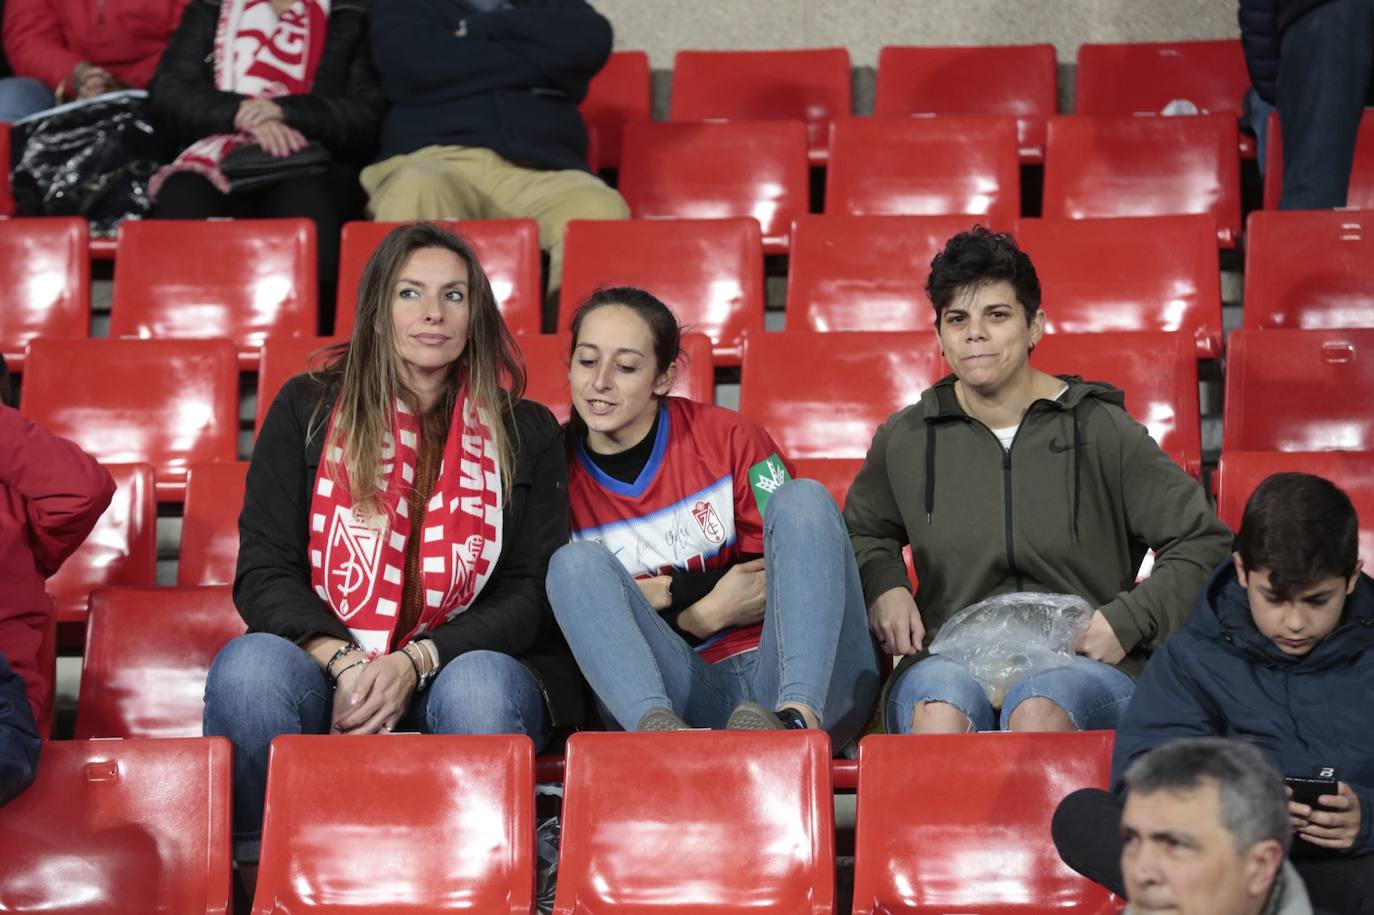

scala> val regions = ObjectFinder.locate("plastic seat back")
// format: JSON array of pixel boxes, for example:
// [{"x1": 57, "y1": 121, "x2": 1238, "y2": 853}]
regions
[
  {"x1": 852, "y1": 732, "x2": 1119, "y2": 915},
  {"x1": 1075, "y1": 39, "x2": 1250, "y2": 119},
  {"x1": 787, "y1": 214, "x2": 985, "y2": 332},
  {"x1": 44, "y1": 463, "x2": 157, "y2": 627},
  {"x1": 1032, "y1": 331, "x2": 1202, "y2": 476},
  {"x1": 826, "y1": 116, "x2": 1020, "y2": 225},
  {"x1": 0, "y1": 737, "x2": 232, "y2": 915},
  {"x1": 179, "y1": 462, "x2": 249, "y2": 586},
  {"x1": 1262, "y1": 109, "x2": 1374, "y2": 209},
  {"x1": 553, "y1": 730, "x2": 835, "y2": 914},
  {"x1": 520, "y1": 331, "x2": 714, "y2": 424},
  {"x1": 75, "y1": 586, "x2": 245, "y2": 739},
  {"x1": 335, "y1": 219, "x2": 543, "y2": 337},
  {"x1": 739, "y1": 330, "x2": 946, "y2": 460},
  {"x1": 671, "y1": 48, "x2": 852, "y2": 164},
  {"x1": 254, "y1": 734, "x2": 535, "y2": 913},
  {"x1": 1043, "y1": 114, "x2": 1241, "y2": 248},
  {"x1": 1243, "y1": 210, "x2": 1374, "y2": 330},
  {"x1": 110, "y1": 219, "x2": 317, "y2": 368},
  {"x1": 874, "y1": 44, "x2": 1057, "y2": 161},
  {"x1": 560, "y1": 216, "x2": 764, "y2": 364},
  {"x1": 0, "y1": 216, "x2": 89, "y2": 370},
  {"x1": 1015, "y1": 214, "x2": 1223, "y2": 357},
  {"x1": 581, "y1": 50, "x2": 650, "y2": 171},
  {"x1": 1223, "y1": 328, "x2": 1374, "y2": 452},
  {"x1": 618, "y1": 120, "x2": 809, "y2": 253},
  {"x1": 22, "y1": 338, "x2": 239, "y2": 501},
  {"x1": 254, "y1": 336, "x2": 347, "y2": 434},
  {"x1": 1216, "y1": 451, "x2": 1374, "y2": 561}
]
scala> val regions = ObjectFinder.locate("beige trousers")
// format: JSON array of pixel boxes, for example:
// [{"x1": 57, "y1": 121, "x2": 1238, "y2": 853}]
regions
[{"x1": 360, "y1": 145, "x2": 629, "y2": 295}]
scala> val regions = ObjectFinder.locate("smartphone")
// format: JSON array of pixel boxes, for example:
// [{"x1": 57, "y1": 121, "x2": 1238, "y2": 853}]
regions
[{"x1": 1285, "y1": 774, "x2": 1337, "y2": 808}]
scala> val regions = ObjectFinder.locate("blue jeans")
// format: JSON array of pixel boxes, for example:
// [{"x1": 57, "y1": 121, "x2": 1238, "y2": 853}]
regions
[
  {"x1": 885, "y1": 653, "x2": 1135, "y2": 733},
  {"x1": 546, "y1": 479, "x2": 882, "y2": 749},
  {"x1": 203, "y1": 633, "x2": 550, "y2": 862},
  {"x1": 0, "y1": 77, "x2": 53, "y2": 122}
]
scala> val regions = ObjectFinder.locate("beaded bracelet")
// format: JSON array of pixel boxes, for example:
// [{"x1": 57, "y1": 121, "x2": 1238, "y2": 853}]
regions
[
  {"x1": 332, "y1": 659, "x2": 368, "y2": 683},
  {"x1": 325, "y1": 642, "x2": 362, "y2": 680},
  {"x1": 401, "y1": 643, "x2": 435, "y2": 692}
]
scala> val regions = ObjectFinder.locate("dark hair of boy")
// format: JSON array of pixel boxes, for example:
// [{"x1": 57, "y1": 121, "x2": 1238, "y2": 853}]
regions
[
  {"x1": 924, "y1": 225, "x2": 1042, "y2": 326},
  {"x1": 1236, "y1": 471, "x2": 1360, "y2": 601}
]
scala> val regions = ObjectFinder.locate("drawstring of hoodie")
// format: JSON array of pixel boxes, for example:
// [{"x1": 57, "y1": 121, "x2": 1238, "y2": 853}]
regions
[
  {"x1": 1071, "y1": 405, "x2": 1082, "y2": 543},
  {"x1": 924, "y1": 422, "x2": 936, "y2": 523}
]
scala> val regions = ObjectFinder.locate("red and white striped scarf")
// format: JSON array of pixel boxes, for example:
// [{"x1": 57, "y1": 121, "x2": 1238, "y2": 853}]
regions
[
  {"x1": 151, "y1": 0, "x2": 329, "y2": 198},
  {"x1": 307, "y1": 391, "x2": 503, "y2": 659}
]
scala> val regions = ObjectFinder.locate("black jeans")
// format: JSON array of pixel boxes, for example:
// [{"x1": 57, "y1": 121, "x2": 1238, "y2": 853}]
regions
[{"x1": 1052, "y1": 788, "x2": 1374, "y2": 915}]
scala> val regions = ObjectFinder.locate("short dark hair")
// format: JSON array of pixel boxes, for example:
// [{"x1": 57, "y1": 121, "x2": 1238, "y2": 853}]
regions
[
  {"x1": 925, "y1": 226, "x2": 1042, "y2": 325},
  {"x1": 1236, "y1": 472, "x2": 1360, "y2": 600},
  {"x1": 568, "y1": 286, "x2": 682, "y2": 376}
]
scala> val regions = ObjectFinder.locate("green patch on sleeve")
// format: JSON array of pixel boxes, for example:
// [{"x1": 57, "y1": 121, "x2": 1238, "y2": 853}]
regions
[{"x1": 748, "y1": 453, "x2": 791, "y2": 516}]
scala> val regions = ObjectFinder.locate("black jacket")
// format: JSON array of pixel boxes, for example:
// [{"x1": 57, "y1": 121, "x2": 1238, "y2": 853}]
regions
[
  {"x1": 236, "y1": 373, "x2": 586, "y2": 730},
  {"x1": 1238, "y1": 0, "x2": 1332, "y2": 103},
  {"x1": 370, "y1": 0, "x2": 610, "y2": 170},
  {"x1": 148, "y1": 0, "x2": 385, "y2": 164},
  {"x1": 1113, "y1": 560, "x2": 1374, "y2": 852},
  {"x1": 0, "y1": 652, "x2": 40, "y2": 808}
]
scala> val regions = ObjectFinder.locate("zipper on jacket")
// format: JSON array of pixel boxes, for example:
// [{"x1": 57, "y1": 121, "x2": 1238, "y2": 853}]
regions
[{"x1": 1001, "y1": 446, "x2": 1023, "y2": 591}]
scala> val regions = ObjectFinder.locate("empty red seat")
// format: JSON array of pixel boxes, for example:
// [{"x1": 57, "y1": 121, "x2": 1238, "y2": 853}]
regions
[
  {"x1": 852, "y1": 732, "x2": 1119, "y2": 914},
  {"x1": 1014, "y1": 214, "x2": 1224, "y2": 357},
  {"x1": 1216, "y1": 451, "x2": 1374, "y2": 560},
  {"x1": 0, "y1": 216, "x2": 89, "y2": 371},
  {"x1": 22, "y1": 338, "x2": 239, "y2": 501},
  {"x1": 75, "y1": 586, "x2": 245, "y2": 739},
  {"x1": 787, "y1": 214, "x2": 984, "y2": 332},
  {"x1": 336, "y1": 219, "x2": 543, "y2": 337},
  {"x1": 1043, "y1": 114, "x2": 1242, "y2": 248},
  {"x1": 1033, "y1": 331, "x2": 1202, "y2": 476},
  {"x1": 826, "y1": 116, "x2": 1020, "y2": 226},
  {"x1": 874, "y1": 44, "x2": 1058, "y2": 161},
  {"x1": 1244, "y1": 210, "x2": 1374, "y2": 330},
  {"x1": 739, "y1": 330, "x2": 946, "y2": 461},
  {"x1": 254, "y1": 734, "x2": 535, "y2": 913},
  {"x1": 618, "y1": 120, "x2": 809, "y2": 253},
  {"x1": 0, "y1": 736, "x2": 232, "y2": 915},
  {"x1": 670, "y1": 48, "x2": 851, "y2": 164},
  {"x1": 520, "y1": 331, "x2": 714, "y2": 424},
  {"x1": 179, "y1": 462, "x2": 249, "y2": 586},
  {"x1": 109, "y1": 219, "x2": 317, "y2": 369},
  {"x1": 1262, "y1": 109, "x2": 1374, "y2": 208},
  {"x1": 44, "y1": 463, "x2": 157, "y2": 633},
  {"x1": 254, "y1": 336, "x2": 347, "y2": 434},
  {"x1": 1223, "y1": 328, "x2": 1374, "y2": 452},
  {"x1": 560, "y1": 216, "x2": 764, "y2": 363},
  {"x1": 553, "y1": 730, "x2": 835, "y2": 913},
  {"x1": 581, "y1": 50, "x2": 650, "y2": 171}
]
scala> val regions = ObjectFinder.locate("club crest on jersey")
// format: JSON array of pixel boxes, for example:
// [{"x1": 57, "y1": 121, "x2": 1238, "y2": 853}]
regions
[
  {"x1": 325, "y1": 507, "x2": 384, "y2": 620},
  {"x1": 691, "y1": 500, "x2": 726, "y2": 544}
]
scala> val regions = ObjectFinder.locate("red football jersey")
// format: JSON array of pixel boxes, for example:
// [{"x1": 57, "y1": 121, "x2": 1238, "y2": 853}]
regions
[{"x1": 568, "y1": 397, "x2": 794, "y2": 662}]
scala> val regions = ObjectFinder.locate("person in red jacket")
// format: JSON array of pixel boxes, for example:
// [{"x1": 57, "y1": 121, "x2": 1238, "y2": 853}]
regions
[
  {"x1": 0, "y1": 356, "x2": 114, "y2": 727},
  {"x1": 0, "y1": 0, "x2": 189, "y2": 121}
]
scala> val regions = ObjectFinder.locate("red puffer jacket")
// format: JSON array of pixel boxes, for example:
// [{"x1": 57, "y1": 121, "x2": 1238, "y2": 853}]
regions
[{"x1": 2, "y1": 0, "x2": 190, "y2": 92}]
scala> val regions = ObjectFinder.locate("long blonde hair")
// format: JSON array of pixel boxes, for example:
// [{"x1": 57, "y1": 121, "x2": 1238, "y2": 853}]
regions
[{"x1": 311, "y1": 222, "x2": 527, "y2": 517}]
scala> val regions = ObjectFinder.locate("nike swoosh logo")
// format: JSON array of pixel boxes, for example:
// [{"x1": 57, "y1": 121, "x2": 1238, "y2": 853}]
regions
[{"x1": 1049, "y1": 438, "x2": 1076, "y2": 453}]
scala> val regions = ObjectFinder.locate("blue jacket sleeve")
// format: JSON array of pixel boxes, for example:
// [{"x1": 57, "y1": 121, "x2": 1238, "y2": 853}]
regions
[
  {"x1": 0, "y1": 653, "x2": 41, "y2": 807},
  {"x1": 1238, "y1": 0, "x2": 1281, "y2": 104}
]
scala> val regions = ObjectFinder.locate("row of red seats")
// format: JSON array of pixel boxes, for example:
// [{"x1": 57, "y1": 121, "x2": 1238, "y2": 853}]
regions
[{"x1": 0, "y1": 730, "x2": 1122, "y2": 913}]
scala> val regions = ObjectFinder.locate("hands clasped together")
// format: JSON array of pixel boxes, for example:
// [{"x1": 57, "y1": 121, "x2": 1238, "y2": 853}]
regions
[{"x1": 234, "y1": 97, "x2": 308, "y2": 158}]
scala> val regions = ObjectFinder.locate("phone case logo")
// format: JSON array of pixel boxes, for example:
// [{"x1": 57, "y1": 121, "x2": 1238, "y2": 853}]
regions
[{"x1": 692, "y1": 500, "x2": 725, "y2": 544}]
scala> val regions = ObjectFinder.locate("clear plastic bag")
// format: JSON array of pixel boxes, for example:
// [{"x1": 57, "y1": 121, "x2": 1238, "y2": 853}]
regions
[{"x1": 928, "y1": 591, "x2": 1094, "y2": 708}]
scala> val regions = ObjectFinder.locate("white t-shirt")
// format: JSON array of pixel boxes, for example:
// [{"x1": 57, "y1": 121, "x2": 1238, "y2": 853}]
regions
[{"x1": 991, "y1": 383, "x2": 1069, "y2": 451}]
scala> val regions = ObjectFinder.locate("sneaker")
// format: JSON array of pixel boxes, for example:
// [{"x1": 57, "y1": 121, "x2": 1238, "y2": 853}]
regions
[
  {"x1": 636, "y1": 706, "x2": 689, "y2": 731},
  {"x1": 726, "y1": 702, "x2": 809, "y2": 730}
]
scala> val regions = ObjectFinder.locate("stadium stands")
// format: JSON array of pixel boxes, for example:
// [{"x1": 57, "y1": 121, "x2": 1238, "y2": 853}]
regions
[
  {"x1": 581, "y1": 50, "x2": 651, "y2": 171},
  {"x1": 254, "y1": 335, "x2": 347, "y2": 434},
  {"x1": 1243, "y1": 210, "x2": 1374, "y2": 330},
  {"x1": 179, "y1": 462, "x2": 250, "y2": 586},
  {"x1": 0, "y1": 217, "x2": 89, "y2": 371}
]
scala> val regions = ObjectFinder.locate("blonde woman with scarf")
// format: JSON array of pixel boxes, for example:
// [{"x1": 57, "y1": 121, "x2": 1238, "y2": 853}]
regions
[{"x1": 206, "y1": 222, "x2": 584, "y2": 881}]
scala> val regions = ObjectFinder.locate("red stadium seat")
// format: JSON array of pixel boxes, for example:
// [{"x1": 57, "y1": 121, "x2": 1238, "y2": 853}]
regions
[
  {"x1": 1262, "y1": 109, "x2": 1374, "y2": 209},
  {"x1": 874, "y1": 44, "x2": 1058, "y2": 161},
  {"x1": 335, "y1": 219, "x2": 543, "y2": 337},
  {"x1": 560, "y1": 216, "x2": 764, "y2": 364},
  {"x1": 44, "y1": 463, "x2": 157, "y2": 634},
  {"x1": 670, "y1": 48, "x2": 852, "y2": 164},
  {"x1": 179, "y1": 462, "x2": 249, "y2": 586},
  {"x1": 581, "y1": 50, "x2": 650, "y2": 171},
  {"x1": 74, "y1": 586, "x2": 245, "y2": 739},
  {"x1": 1216, "y1": 451, "x2": 1374, "y2": 560},
  {"x1": 254, "y1": 336, "x2": 347, "y2": 434},
  {"x1": 254, "y1": 734, "x2": 535, "y2": 914},
  {"x1": 520, "y1": 331, "x2": 714, "y2": 425},
  {"x1": 1043, "y1": 114, "x2": 1242, "y2": 248},
  {"x1": 1223, "y1": 328, "x2": 1374, "y2": 452},
  {"x1": 22, "y1": 338, "x2": 239, "y2": 501},
  {"x1": 618, "y1": 120, "x2": 809, "y2": 254},
  {"x1": 787, "y1": 214, "x2": 984, "y2": 332},
  {"x1": 0, "y1": 217, "x2": 89, "y2": 371},
  {"x1": 553, "y1": 730, "x2": 835, "y2": 914},
  {"x1": 852, "y1": 732, "x2": 1119, "y2": 914},
  {"x1": 1014, "y1": 214, "x2": 1224, "y2": 358},
  {"x1": 826, "y1": 116, "x2": 1020, "y2": 225},
  {"x1": 739, "y1": 330, "x2": 946, "y2": 461},
  {"x1": 1244, "y1": 210, "x2": 1374, "y2": 330},
  {"x1": 0, "y1": 737, "x2": 232, "y2": 915},
  {"x1": 1033, "y1": 331, "x2": 1202, "y2": 476},
  {"x1": 109, "y1": 219, "x2": 317, "y2": 369}
]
